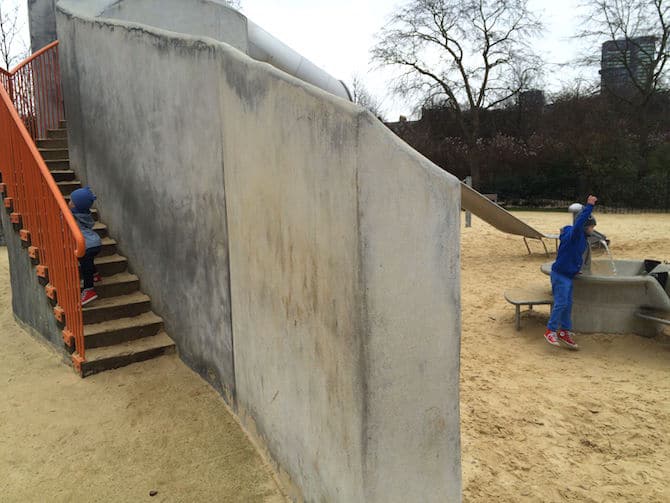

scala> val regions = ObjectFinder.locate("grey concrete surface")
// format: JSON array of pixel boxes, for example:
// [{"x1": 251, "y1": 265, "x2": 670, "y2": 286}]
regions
[
  {"x1": 101, "y1": 0, "x2": 249, "y2": 53},
  {"x1": 55, "y1": 2, "x2": 462, "y2": 501},
  {"x1": 28, "y1": 0, "x2": 57, "y2": 53},
  {"x1": 541, "y1": 260, "x2": 670, "y2": 336},
  {"x1": 0, "y1": 202, "x2": 67, "y2": 353},
  {"x1": 356, "y1": 119, "x2": 461, "y2": 501},
  {"x1": 57, "y1": 6, "x2": 236, "y2": 399}
]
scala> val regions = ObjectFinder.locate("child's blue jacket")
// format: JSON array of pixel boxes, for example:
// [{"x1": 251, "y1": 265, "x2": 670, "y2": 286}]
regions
[
  {"x1": 551, "y1": 204, "x2": 594, "y2": 278},
  {"x1": 72, "y1": 209, "x2": 102, "y2": 250}
]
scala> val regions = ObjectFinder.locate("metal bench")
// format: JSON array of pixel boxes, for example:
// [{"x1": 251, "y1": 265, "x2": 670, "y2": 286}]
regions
[{"x1": 504, "y1": 287, "x2": 553, "y2": 331}]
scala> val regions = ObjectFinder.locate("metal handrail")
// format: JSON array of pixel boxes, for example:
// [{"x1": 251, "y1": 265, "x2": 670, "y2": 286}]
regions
[
  {"x1": 2, "y1": 41, "x2": 65, "y2": 140},
  {"x1": 9, "y1": 41, "x2": 60, "y2": 74},
  {"x1": 0, "y1": 43, "x2": 87, "y2": 371}
]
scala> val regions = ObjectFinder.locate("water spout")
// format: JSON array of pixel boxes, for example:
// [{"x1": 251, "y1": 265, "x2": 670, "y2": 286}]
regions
[{"x1": 600, "y1": 240, "x2": 617, "y2": 275}]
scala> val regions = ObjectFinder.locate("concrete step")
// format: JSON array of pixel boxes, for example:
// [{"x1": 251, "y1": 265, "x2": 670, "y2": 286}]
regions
[
  {"x1": 50, "y1": 170, "x2": 76, "y2": 182},
  {"x1": 99, "y1": 237, "x2": 117, "y2": 256},
  {"x1": 46, "y1": 128, "x2": 67, "y2": 139},
  {"x1": 84, "y1": 311, "x2": 163, "y2": 349},
  {"x1": 93, "y1": 222, "x2": 108, "y2": 238},
  {"x1": 46, "y1": 158, "x2": 69, "y2": 169},
  {"x1": 82, "y1": 291, "x2": 152, "y2": 325},
  {"x1": 57, "y1": 180, "x2": 81, "y2": 196},
  {"x1": 94, "y1": 272, "x2": 140, "y2": 298},
  {"x1": 79, "y1": 331, "x2": 175, "y2": 377},
  {"x1": 36, "y1": 138, "x2": 68, "y2": 149},
  {"x1": 94, "y1": 253, "x2": 127, "y2": 276},
  {"x1": 39, "y1": 148, "x2": 70, "y2": 161}
]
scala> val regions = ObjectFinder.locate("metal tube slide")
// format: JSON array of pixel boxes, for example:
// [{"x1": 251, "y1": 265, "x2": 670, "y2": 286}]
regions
[{"x1": 247, "y1": 21, "x2": 352, "y2": 101}]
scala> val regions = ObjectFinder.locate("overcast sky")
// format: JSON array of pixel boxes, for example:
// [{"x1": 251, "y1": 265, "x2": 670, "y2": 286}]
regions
[
  {"x1": 241, "y1": 0, "x2": 594, "y2": 119},
  {"x1": 9, "y1": 0, "x2": 596, "y2": 119}
]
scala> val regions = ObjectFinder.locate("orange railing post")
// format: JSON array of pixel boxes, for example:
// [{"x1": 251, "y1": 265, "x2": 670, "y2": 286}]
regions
[{"x1": 0, "y1": 43, "x2": 87, "y2": 372}]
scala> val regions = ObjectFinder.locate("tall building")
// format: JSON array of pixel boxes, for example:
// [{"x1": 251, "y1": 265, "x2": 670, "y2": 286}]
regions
[{"x1": 600, "y1": 36, "x2": 657, "y2": 94}]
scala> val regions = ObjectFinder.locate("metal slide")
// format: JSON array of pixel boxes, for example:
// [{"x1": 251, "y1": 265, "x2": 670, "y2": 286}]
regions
[
  {"x1": 247, "y1": 21, "x2": 352, "y2": 101},
  {"x1": 461, "y1": 182, "x2": 557, "y2": 253}
]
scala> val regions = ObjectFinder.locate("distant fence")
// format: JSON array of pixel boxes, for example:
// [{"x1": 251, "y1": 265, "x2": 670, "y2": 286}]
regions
[{"x1": 501, "y1": 199, "x2": 670, "y2": 214}]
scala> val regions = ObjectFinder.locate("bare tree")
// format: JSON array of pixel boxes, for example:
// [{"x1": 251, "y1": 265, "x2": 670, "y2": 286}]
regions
[
  {"x1": 578, "y1": 0, "x2": 669, "y2": 178},
  {"x1": 0, "y1": 0, "x2": 27, "y2": 71},
  {"x1": 579, "y1": 0, "x2": 669, "y2": 104},
  {"x1": 372, "y1": 0, "x2": 543, "y2": 187},
  {"x1": 351, "y1": 75, "x2": 385, "y2": 119}
]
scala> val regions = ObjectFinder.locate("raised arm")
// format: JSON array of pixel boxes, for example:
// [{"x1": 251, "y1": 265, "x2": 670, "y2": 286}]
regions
[{"x1": 571, "y1": 195, "x2": 597, "y2": 239}]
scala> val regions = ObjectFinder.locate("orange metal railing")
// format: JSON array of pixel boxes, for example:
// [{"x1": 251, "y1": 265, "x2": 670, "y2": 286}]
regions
[
  {"x1": 1, "y1": 41, "x2": 65, "y2": 140},
  {"x1": 0, "y1": 69, "x2": 12, "y2": 100},
  {"x1": 0, "y1": 43, "x2": 87, "y2": 372}
]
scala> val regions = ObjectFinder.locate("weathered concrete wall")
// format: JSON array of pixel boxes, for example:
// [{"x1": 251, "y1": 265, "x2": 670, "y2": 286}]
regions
[
  {"x1": 28, "y1": 0, "x2": 57, "y2": 53},
  {"x1": 100, "y1": 0, "x2": 248, "y2": 53},
  {"x1": 56, "y1": 2, "x2": 462, "y2": 501},
  {"x1": 0, "y1": 204, "x2": 66, "y2": 352},
  {"x1": 224, "y1": 82, "x2": 462, "y2": 501}
]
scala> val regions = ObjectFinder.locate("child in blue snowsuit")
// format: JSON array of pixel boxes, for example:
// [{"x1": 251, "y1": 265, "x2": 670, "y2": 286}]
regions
[
  {"x1": 544, "y1": 195, "x2": 598, "y2": 349},
  {"x1": 69, "y1": 187, "x2": 102, "y2": 306}
]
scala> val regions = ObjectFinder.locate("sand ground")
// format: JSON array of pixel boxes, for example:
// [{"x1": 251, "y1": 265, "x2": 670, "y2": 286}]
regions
[
  {"x1": 1, "y1": 212, "x2": 669, "y2": 502},
  {"x1": 460, "y1": 212, "x2": 670, "y2": 502},
  {"x1": 0, "y1": 249, "x2": 286, "y2": 503}
]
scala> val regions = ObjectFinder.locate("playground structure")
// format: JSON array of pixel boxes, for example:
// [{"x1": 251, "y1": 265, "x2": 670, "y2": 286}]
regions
[
  {"x1": 461, "y1": 183, "x2": 559, "y2": 254},
  {"x1": 541, "y1": 259, "x2": 670, "y2": 336},
  {"x1": 1, "y1": 1, "x2": 463, "y2": 501},
  {"x1": 6, "y1": 1, "x2": 660, "y2": 501}
]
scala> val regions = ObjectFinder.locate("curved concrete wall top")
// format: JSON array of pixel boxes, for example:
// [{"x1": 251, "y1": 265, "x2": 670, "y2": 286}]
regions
[
  {"x1": 100, "y1": 0, "x2": 249, "y2": 53},
  {"x1": 64, "y1": 0, "x2": 352, "y2": 100}
]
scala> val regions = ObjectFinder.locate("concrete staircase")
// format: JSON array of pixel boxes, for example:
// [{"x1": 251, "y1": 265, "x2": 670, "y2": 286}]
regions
[{"x1": 38, "y1": 121, "x2": 175, "y2": 377}]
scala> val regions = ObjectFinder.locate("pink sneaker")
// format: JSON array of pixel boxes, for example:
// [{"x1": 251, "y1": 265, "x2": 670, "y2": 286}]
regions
[
  {"x1": 558, "y1": 330, "x2": 579, "y2": 350},
  {"x1": 544, "y1": 329, "x2": 560, "y2": 347},
  {"x1": 81, "y1": 288, "x2": 98, "y2": 306},
  {"x1": 93, "y1": 272, "x2": 102, "y2": 283}
]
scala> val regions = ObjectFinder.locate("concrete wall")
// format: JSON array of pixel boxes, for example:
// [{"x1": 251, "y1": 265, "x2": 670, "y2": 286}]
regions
[
  {"x1": 28, "y1": 0, "x2": 57, "y2": 53},
  {"x1": 0, "y1": 203, "x2": 67, "y2": 352},
  {"x1": 100, "y1": 0, "x2": 248, "y2": 53},
  {"x1": 56, "y1": 2, "x2": 462, "y2": 501}
]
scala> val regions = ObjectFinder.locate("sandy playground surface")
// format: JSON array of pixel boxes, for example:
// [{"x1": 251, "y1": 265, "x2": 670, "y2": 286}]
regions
[
  {"x1": 460, "y1": 211, "x2": 670, "y2": 502},
  {"x1": 1, "y1": 211, "x2": 669, "y2": 502},
  {"x1": 0, "y1": 248, "x2": 286, "y2": 502}
]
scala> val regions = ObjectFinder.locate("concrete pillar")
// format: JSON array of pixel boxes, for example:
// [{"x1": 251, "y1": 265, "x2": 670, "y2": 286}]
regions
[{"x1": 27, "y1": 0, "x2": 57, "y2": 53}]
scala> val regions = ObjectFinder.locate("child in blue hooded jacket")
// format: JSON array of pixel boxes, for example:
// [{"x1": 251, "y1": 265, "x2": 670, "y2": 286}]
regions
[
  {"x1": 69, "y1": 187, "x2": 102, "y2": 306},
  {"x1": 544, "y1": 195, "x2": 598, "y2": 349}
]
